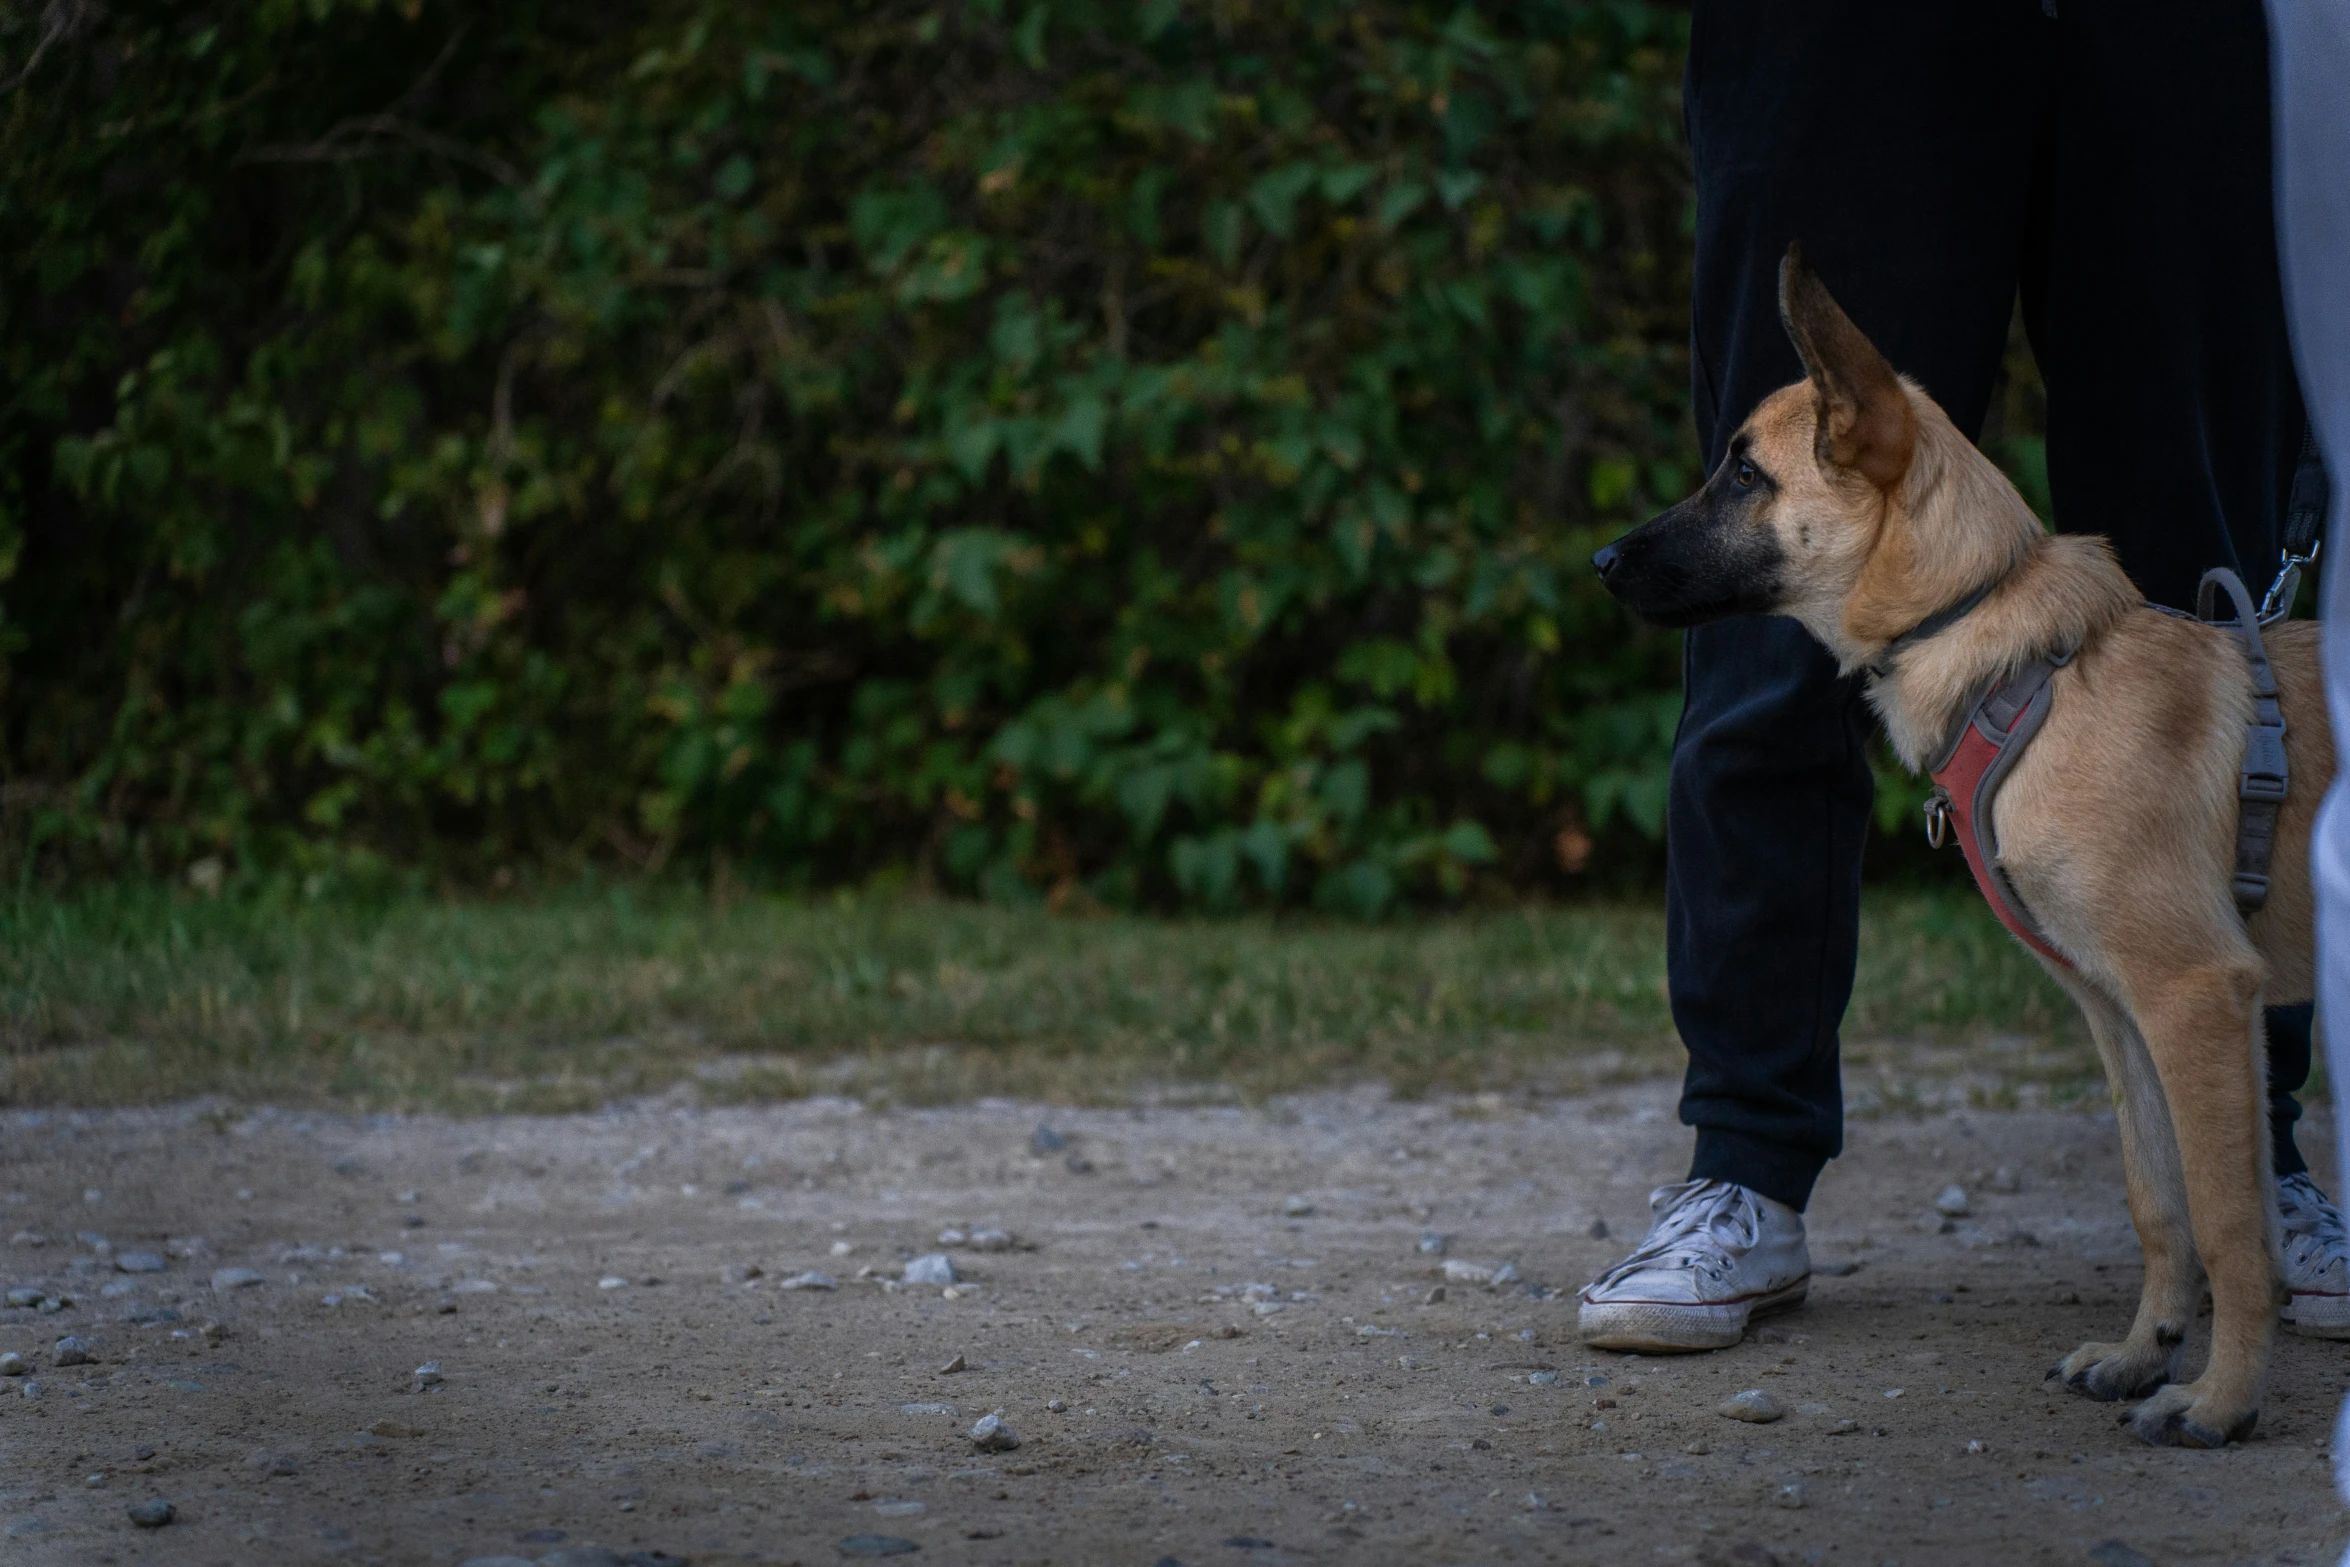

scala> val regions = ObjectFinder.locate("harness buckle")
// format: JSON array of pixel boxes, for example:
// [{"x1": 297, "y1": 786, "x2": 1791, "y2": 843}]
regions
[{"x1": 1923, "y1": 791, "x2": 1953, "y2": 850}]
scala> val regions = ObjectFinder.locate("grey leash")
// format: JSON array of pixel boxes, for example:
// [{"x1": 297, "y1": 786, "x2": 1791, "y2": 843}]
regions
[{"x1": 2260, "y1": 426, "x2": 2330, "y2": 624}]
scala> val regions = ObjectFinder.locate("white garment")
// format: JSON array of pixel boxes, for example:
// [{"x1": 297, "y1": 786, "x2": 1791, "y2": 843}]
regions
[{"x1": 2262, "y1": 0, "x2": 2350, "y2": 1525}]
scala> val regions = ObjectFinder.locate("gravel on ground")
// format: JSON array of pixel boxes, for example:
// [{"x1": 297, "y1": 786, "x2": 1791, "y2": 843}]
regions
[{"x1": 2, "y1": 1083, "x2": 2344, "y2": 1566}]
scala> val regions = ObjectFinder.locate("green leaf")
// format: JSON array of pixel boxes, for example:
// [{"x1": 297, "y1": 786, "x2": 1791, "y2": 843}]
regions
[
  {"x1": 1376, "y1": 181, "x2": 1429, "y2": 230},
  {"x1": 851, "y1": 182, "x2": 950, "y2": 272},
  {"x1": 1015, "y1": 5, "x2": 1051, "y2": 71},
  {"x1": 1247, "y1": 163, "x2": 1319, "y2": 240}
]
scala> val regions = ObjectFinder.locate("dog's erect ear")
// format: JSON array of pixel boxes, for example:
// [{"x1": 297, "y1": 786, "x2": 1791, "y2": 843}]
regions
[{"x1": 1777, "y1": 243, "x2": 1916, "y2": 491}]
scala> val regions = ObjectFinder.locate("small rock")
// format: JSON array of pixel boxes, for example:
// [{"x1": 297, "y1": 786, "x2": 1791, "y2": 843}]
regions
[
  {"x1": 1064, "y1": 1154, "x2": 1095, "y2": 1175},
  {"x1": 1030, "y1": 1125, "x2": 1069, "y2": 1155},
  {"x1": 52, "y1": 1336, "x2": 94, "y2": 1367},
  {"x1": 776, "y1": 1271, "x2": 838, "y2": 1291},
  {"x1": 1490, "y1": 1262, "x2": 1521, "y2": 1287},
  {"x1": 899, "y1": 1402, "x2": 959, "y2": 1416},
  {"x1": 1934, "y1": 1185, "x2": 1970, "y2": 1217},
  {"x1": 540, "y1": 1549, "x2": 627, "y2": 1567},
  {"x1": 1717, "y1": 1389, "x2": 1786, "y2": 1424},
  {"x1": 369, "y1": 1419, "x2": 422, "y2": 1438},
  {"x1": 19, "y1": 1377, "x2": 44, "y2": 1398},
  {"x1": 1282, "y1": 1195, "x2": 1314, "y2": 1217},
  {"x1": 722, "y1": 1263, "x2": 763, "y2": 1285},
  {"x1": 969, "y1": 1413, "x2": 1020, "y2": 1452},
  {"x1": 902, "y1": 1254, "x2": 957, "y2": 1286},
  {"x1": 6, "y1": 1286, "x2": 42, "y2": 1307},
  {"x1": 209, "y1": 1267, "x2": 265, "y2": 1293},
  {"x1": 1423, "y1": 1285, "x2": 1446, "y2": 1305},
  {"x1": 598, "y1": 1276, "x2": 628, "y2": 1290},
  {"x1": 1771, "y1": 1481, "x2": 1806, "y2": 1510},
  {"x1": 2088, "y1": 1542, "x2": 2157, "y2": 1567},
  {"x1": 836, "y1": 1537, "x2": 921, "y2": 1559},
  {"x1": 939, "y1": 1353, "x2": 966, "y2": 1374},
  {"x1": 968, "y1": 1228, "x2": 1014, "y2": 1252},
  {"x1": 245, "y1": 1451, "x2": 298, "y2": 1477},
  {"x1": 1418, "y1": 1230, "x2": 1449, "y2": 1255},
  {"x1": 115, "y1": 1252, "x2": 167, "y2": 1274},
  {"x1": 0, "y1": 1352, "x2": 23, "y2": 1375},
  {"x1": 1441, "y1": 1260, "x2": 1495, "y2": 1285},
  {"x1": 1528, "y1": 1371, "x2": 1558, "y2": 1386},
  {"x1": 1988, "y1": 1166, "x2": 2022, "y2": 1193},
  {"x1": 1826, "y1": 1418, "x2": 1860, "y2": 1435},
  {"x1": 1587, "y1": 1218, "x2": 1610, "y2": 1240},
  {"x1": 127, "y1": 1498, "x2": 175, "y2": 1528},
  {"x1": 1682, "y1": 1440, "x2": 1709, "y2": 1455},
  {"x1": 2053, "y1": 1289, "x2": 2081, "y2": 1305},
  {"x1": 937, "y1": 1228, "x2": 967, "y2": 1246},
  {"x1": 1814, "y1": 1258, "x2": 1862, "y2": 1277},
  {"x1": 84, "y1": 1471, "x2": 106, "y2": 1488},
  {"x1": 412, "y1": 1359, "x2": 443, "y2": 1387},
  {"x1": 1046, "y1": 1399, "x2": 1068, "y2": 1412}
]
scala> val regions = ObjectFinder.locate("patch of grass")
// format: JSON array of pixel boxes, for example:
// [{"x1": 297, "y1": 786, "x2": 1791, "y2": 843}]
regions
[{"x1": 0, "y1": 883, "x2": 2092, "y2": 1112}]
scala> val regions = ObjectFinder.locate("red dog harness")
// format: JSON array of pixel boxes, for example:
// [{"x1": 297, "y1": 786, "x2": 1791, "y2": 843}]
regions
[
  {"x1": 1922, "y1": 654, "x2": 2071, "y2": 967},
  {"x1": 1908, "y1": 566, "x2": 2289, "y2": 970}
]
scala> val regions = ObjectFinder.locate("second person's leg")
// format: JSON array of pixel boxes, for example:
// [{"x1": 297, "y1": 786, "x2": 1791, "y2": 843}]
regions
[{"x1": 2027, "y1": 0, "x2": 2346, "y2": 1339}]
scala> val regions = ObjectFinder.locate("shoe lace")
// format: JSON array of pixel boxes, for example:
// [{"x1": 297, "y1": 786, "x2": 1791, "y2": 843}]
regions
[
  {"x1": 2279, "y1": 1173, "x2": 2348, "y2": 1257},
  {"x1": 1582, "y1": 1179, "x2": 1764, "y2": 1296}
]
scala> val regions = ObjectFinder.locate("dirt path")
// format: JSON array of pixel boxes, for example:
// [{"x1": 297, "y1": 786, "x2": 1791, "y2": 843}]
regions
[{"x1": 2, "y1": 1085, "x2": 2345, "y2": 1566}]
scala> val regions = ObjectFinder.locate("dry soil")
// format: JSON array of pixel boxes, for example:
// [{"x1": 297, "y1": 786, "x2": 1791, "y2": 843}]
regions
[{"x1": 3, "y1": 1084, "x2": 2346, "y2": 1567}]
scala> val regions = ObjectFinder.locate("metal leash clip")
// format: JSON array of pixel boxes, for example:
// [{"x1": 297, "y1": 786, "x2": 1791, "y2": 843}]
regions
[
  {"x1": 1922, "y1": 789, "x2": 1953, "y2": 850},
  {"x1": 2259, "y1": 538, "x2": 2322, "y2": 626}
]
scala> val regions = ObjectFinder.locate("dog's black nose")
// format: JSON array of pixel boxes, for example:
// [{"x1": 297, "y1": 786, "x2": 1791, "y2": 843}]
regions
[{"x1": 1591, "y1": 542, "x2": 1620, "y2": 581}]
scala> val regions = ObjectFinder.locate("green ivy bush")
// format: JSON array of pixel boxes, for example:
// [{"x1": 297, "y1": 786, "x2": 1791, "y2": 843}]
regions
[{"x1": 1, "y1": 0, "x2": 1696, "y2": 911}]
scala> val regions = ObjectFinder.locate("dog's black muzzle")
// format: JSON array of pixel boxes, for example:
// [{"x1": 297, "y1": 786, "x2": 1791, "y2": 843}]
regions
[{"x1": 1590, "y1": 477, "x2": 1786, "y2": 628}]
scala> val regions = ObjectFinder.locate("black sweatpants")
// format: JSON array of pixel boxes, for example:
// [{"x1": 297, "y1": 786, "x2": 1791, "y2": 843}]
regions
[{"x1": 1672, "y1": 0, "x2": 2314, "y2": 1210}]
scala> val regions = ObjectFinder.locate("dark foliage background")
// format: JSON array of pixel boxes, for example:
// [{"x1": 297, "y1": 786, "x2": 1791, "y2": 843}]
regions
[{"x1": 2, "y1": 1, "x2": 2007, "y2": 909}]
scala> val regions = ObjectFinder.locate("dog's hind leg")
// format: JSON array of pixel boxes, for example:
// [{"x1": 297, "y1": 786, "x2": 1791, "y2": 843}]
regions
[
  {"x1": 2051, "y1": 980, "x2": 2200, "y2": 1402},
  {"x1": 2109, "y1": 957, "x2": 2278, "y2": 1448}
]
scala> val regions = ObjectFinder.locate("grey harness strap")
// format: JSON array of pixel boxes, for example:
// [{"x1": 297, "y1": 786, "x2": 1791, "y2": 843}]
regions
[{"x1": 2195, "y1": 567, "x2": 2290, "y2": 912}]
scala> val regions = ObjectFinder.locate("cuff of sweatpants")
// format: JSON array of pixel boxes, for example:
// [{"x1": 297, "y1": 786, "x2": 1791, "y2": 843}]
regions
[{"x1": 1689, "y1": 1126, "x2": 1828, "y2": 1213}]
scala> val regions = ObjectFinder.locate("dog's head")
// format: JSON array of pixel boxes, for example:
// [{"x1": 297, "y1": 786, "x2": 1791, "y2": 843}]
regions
[{"x1": 1593, "y1": 244, "x2": 1994, "y2": 655}]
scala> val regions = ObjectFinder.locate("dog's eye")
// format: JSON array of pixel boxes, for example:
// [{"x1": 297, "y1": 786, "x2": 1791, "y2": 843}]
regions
[{"x1": 1734, "y1": 461, "x2": 1758, "y2": 489}]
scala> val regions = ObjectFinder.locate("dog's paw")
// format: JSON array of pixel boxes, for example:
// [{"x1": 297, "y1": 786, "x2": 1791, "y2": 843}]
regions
[
  {"x1": 2123, "y1": 1381, "x2": 2256, "y2": 1448},
  {"x1": 2051, "y1": 1339, "x2": 2175, "y2": 1402}
]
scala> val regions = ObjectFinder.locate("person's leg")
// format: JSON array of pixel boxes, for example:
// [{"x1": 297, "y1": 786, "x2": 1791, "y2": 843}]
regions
[
  {"x1": 2269, "y1": 1003, "x2": 2314, "y2": 1180},
  {"x1": 2264, "y1": 0, "x2": 2350, "y2": 1499},
  {"x1": 2026, "y1": 0, "x2": 2315, "y2": 1175},
  {"x1": 1671, "y1": 0, "x2": 2051, "y2": 1211}
]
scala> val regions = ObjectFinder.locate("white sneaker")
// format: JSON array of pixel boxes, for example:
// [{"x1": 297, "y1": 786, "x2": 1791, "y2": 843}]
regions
[
  {"x1": 2278, "y1": 1172, "x2": 2350, "y2": 1339},
  {"x1": 1578, "y1": 1179, "x2": 1811, "y2": 1352}
]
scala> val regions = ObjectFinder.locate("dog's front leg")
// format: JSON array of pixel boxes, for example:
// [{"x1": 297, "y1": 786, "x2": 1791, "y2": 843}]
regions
[
  {"x1": 2110, "y1": 959, "x2": 2277, "y2": 1448},
  {"x1": 2051, "y1": 982, "x2": 2200, "y2": 1402}
]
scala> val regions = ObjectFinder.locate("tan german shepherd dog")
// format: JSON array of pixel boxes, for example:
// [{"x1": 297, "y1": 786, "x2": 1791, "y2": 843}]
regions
[{"x1": 1591, "y1": 246, "x2": 2331, "y2": 1448}]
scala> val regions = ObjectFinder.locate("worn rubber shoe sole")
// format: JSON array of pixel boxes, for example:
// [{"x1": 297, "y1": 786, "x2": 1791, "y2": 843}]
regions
[
  {"x1": 1578, "y1": 1276, "x2": 1810, "y2": 1353},
  {"x1": 2283, "y1": 1290, "x2": 2350, "y2": 1340}
]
